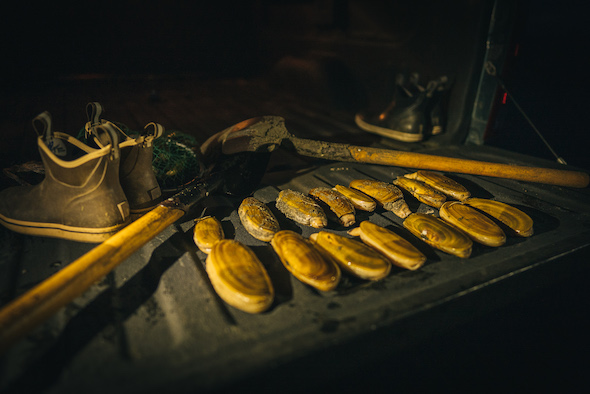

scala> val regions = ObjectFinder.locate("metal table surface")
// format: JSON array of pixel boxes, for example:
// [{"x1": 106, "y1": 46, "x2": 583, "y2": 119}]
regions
[{"x1": 1, "y1": 141, "x2": 589, "y2": 393}]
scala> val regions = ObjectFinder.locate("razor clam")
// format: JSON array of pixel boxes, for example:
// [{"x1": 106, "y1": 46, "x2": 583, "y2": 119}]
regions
[
  {"x1": 276, "y1": 189, "x2": 327, "y2": 228},
  {"x1": 309, "y1": 231, "x2": 391, "y2": 281},
  {"x1": 349, "y1": 179, "x2": 411, "y2": 218},
  {"x1": 405, "y1": 170, "x2": 470, "y2": 201},
  {"x1": 332, "y1": 184, "x2": 377, "y2": 212},
  {"x1": 439, "y1": 201, "x2": 506, "y2": 247},
  {"x1": 464, "y1": 198, "x2": 533, "y2": 237},
  {"x1": 309, "y1": 187, "x2": 356, "y2": 227},
  {"x1": 238, "y1": 197, "x2": 280, "y2": 242},
  {"x1": 271, "y1": 230, "x2": 341, "y2": 291},
  {"x1": 206, "y1": 239, "x2": 274, "y2": 314},
  {"x1": 403, "y1": 213, "x2": 473, "y2": 258},
  {"x1": 193, "y1": 216, "x2": 224, "y2": 254},
  {"x1": 393, "y1": 176, "x2": 447, "y2": 208},
  {"x1": 348, "y1": 221, "x2": 426, "y2": 270}
]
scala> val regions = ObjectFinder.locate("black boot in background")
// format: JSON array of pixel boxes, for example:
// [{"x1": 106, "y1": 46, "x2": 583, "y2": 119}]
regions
[{"x1": 355, "y1": 73, "x2": 449, "y2": 142}]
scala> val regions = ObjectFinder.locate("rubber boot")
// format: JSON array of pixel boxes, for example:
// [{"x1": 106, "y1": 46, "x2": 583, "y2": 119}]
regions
[
  {"x1": 402, "y1": 73, "x2": 449, "y2": 136},
  {"x1": 84, "y1": 102, "x2": 164, "y2": 215},
  {"x1": 423, "y1": 76, "x2": 449, "y2": 136},
  {"x1": 355, "y1": 73, "x2": 449, "y2": 142},
  {"x1": 0, "y1": 112, "x2": 130, "y2": 242},
  {"x1": 355, "y1": 73, "x2": 427, "y2": 142}
]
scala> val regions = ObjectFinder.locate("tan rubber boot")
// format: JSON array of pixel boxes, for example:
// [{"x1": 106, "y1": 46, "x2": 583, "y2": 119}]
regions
[
  {"x1": 85, "y1": 102, "x2": 163, "y2": 215},
  {"x1": 0, "y1": 112, "x2": 130, "y2": 242}
]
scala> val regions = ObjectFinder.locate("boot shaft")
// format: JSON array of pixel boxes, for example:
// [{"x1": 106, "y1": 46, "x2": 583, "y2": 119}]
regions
[{"x1": 85, "y1": 102, "x2": 163, "y2": 213}]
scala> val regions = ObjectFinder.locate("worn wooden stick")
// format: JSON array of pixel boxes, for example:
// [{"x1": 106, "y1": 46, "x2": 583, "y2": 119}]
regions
[
  {"x1": 301, "y1": 143, "x2": 590, "y2": 188},
  {"x1": 0, "y1": 204, "x2": 186, "y2": 353}
]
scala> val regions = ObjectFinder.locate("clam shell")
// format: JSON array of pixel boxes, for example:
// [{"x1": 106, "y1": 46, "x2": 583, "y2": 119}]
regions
[
  {"x1": 309, "y1": 231, "x2": 391, "y2": 281},
  {"x1": 206, "y1": 239, "x2": 274, "y2": 314},
  {"x1": 276, "y1": 189, "x2": 327, "y2": 228},
  {"x1": 271, "y1": 230, "x2": 340, "y2": 291},
  {"x1": 405, "y1": 170, "x2": 470, "y2": 201},
  {"x1": 309, "y1": 187, "x2": 356, "y2": 227},
  {"x1": 193, "y1": 216, "x2": 224, "y2": 254},
  {"x1": 349, "y1": 221, "x2": 426, "y2": 270},
  {"x1": 439, "y1": 201, "x2": 506, "y2": 247},
  {"x1": 393, "y1": 176, "x2": 447, "y2": 208},
  {"x1": 349, "y1": 179, "x2": 411, "y2": 218},
  {"x1": 464, "y1": 198, "x2": 533, "y2": 237},
  {"x1": 403, "y1": 213, "x2": 472, "y2": 258},
  {"x1": 333, "y1": 184, "x2": 376, "y2": 212},
  {"x1": 238, "y1": 197, "x2": 280, "y2": 242}
]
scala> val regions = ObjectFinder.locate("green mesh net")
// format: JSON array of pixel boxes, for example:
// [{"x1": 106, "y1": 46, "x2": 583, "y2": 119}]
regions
[
  {"x1": 152, "y1": 131, "x2": 202, "y2": 191},
  {"x1": 78, "y1": 123, "x2": 203, "y2": 192}
]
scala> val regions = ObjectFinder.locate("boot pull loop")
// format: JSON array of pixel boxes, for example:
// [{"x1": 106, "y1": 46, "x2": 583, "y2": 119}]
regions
[
  {"x1": 96, "y1": 123, "x2": 120, "y2": 161},
  {"x1": 33, "y1": 111, "x2": 68, "y2": 157},
  {"x1": 32, "y1": 111, "x2": 53, "y2": 140},
  {"x1": 142, "y1": 122, "x2": 165, "y2": 147},
  {"x1": 425, "y1": 80, "x2": 438, "y2": 98},
  {"x1": 85, "y1": 102, "x2": 126, "y2": 147},
  {"x1": 86, "y1": 102, "x2": 104, "y2": 126},
  {"x1": 85, "y1": 102, "x2": 106, "y2": 141}
]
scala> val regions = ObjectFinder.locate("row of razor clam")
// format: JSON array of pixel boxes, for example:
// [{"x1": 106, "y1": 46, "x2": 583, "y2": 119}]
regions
[{"x1": 193, "y1": 170, "x2": 534, "y2": 314}]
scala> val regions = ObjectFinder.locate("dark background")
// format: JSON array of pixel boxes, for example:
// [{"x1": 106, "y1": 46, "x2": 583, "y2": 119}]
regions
[
  {"x1": 0, "y1": 0, "x2": 589, "y2": 392},
  {"x1": 0, "y1": 1, "x2": 263, "y2": 81},
  {"x1": 484, "y1": 0, "x2": 590, "y2": 171},
  {"x1": 1, "y1": 0, "x2": 588, "y2": 169}
]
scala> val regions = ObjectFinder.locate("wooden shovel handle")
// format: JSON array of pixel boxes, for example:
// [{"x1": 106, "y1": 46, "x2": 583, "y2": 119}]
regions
[
  {"x1": 0, "y1": 205, "x2": 185, "y2": 353},
  {"x1": 287, "y1": 136, "x2": 589, "y2": 188},
  {"x1": 347, "y1": 146, "x2": 589, "y2": 188}
]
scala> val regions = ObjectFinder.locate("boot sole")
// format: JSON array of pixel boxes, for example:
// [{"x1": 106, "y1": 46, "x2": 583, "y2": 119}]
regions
[
  {"x1": 0, "y1": 213, "x2": 130, "y2": 243},
  {"x1": 355, "y1": 113, "x2": 424, "y2": 142}
]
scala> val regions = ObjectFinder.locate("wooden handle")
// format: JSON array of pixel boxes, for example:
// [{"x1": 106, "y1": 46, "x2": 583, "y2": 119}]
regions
[
  {"x1": 287, "y1": 136, "x2": 588, "y2": 188},
  {"x1": 347, "y1": 147, "x2": 589, "y2": 188},
  {"x1": 0, "y1": 205, "x2": 185, "y2": 353}
]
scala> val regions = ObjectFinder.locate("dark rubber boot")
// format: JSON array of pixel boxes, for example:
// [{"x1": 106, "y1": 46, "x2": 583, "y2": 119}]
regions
[
  {"x1": 424, "y1": 76, "x2": 449, "y2": 136},
  {"x1": 355, "y1": 73, "x2": 427, "y2": 142},
  {"x1": 0, "y1": 112, "x2": 130, "y2": 242},
  {"x1": 355, "y1": 73, "x2": 449, "y2": 142},
  {"x1": 85, "y1": 102, "x2": 164, "y2": 215}
]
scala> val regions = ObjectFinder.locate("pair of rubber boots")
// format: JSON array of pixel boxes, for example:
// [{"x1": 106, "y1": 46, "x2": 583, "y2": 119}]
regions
[
  {"x1": 355, "y1": 73, "x2": 449, "y2": 142},
  {"x1": 0, "y1": 102, "x2": 164, "y2": 243}
]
